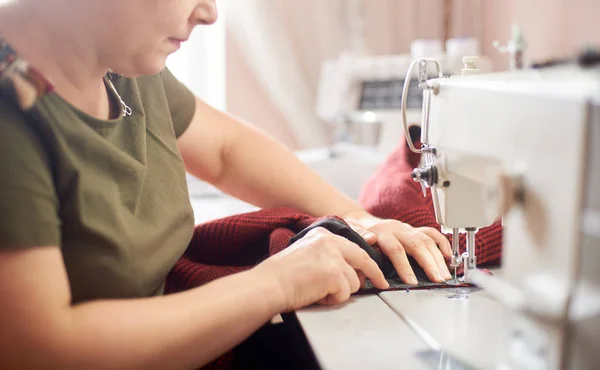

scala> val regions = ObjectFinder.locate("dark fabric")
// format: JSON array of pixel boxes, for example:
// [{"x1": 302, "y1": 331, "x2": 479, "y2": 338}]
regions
[
  {"x1": 288, "y1": 218, "x2": 471, "y2": 293},
  {"x1": 232, "y1": 317, "x2": 320, "y2": 370},
  {"x1": 361, "y1": 277, "x2": 469, "y2": 293},
  {"x1": 288, "y1": 216, "x2": 395, "y2": 278}
]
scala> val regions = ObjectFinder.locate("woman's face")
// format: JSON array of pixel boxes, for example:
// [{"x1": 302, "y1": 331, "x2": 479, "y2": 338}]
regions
[{"x1": 93, "y1": 0, "x2": 218, "y2": 76}]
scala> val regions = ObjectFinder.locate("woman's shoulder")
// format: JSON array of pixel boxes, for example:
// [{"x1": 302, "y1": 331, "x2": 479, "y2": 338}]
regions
[
  {"x1": 0, "y1": 89, "x2": 32, "y2": 133},
  {"x1": 0, "y1": 89, "x2": 50, "y2": 161}
]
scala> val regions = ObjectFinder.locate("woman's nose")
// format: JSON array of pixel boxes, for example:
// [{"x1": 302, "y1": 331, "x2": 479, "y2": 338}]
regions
[{"x1": 191, "y1": 1, "x2": 218, "y2": 25}]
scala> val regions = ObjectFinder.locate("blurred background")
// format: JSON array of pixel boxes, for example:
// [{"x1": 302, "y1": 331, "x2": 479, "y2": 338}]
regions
[
  {"x1": 168, "y1": 0, "x2": 600, "y2": 150},
  {"x1": 170, "y1": 0, "x2": 600, "y2": 221}
]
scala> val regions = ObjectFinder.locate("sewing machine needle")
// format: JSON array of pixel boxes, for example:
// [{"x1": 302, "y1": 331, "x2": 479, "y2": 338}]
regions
[{"x1": 453, "y1": 267, "x2": 457, "y2": 284}]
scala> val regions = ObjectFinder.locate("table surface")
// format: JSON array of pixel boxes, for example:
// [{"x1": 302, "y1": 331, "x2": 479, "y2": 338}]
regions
[{"x1": 295, "y1": 280, "x2": 512, "y2": 370}]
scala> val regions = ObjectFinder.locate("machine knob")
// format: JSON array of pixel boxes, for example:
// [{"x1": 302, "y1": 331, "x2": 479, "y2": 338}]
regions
[{"x1": 411, "y1": 165, "x2": 438, "y2": 187}]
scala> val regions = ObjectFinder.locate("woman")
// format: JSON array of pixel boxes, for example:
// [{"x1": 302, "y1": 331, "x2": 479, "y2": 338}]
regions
[{"x1": 0, "y1": 1, "x2": 453, "y2": 368}]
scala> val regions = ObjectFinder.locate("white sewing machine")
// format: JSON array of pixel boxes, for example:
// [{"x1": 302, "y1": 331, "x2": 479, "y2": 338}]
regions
[
  {"x1": 404, "y1": 57, "x2": 600, "y2": 369},
  {"x1": 295, "y1": 57, "x2": 600, "y2": 370},
  {"x1": 315, "y1": 52, "x2": 492, "y2": 154}
]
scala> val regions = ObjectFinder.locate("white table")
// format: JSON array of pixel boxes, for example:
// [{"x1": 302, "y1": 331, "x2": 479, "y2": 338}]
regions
[
  {"x1": 295, "y1": 295, "x2": 431, "y2": 370},
  {"x1": 295, "y1": 283, "x2": 511, "y2": 370}
]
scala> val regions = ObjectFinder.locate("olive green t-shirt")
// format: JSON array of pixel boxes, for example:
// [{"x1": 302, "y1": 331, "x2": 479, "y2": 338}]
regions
[{"x1": 0, "y1": 68, "x2": 196, "y2": 303}]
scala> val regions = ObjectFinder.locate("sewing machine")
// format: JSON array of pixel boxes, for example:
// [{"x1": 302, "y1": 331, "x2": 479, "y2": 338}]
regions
[
  {"x1": 404, "y1": 56, "x2": 600, "y2": 369},
  {"x1": 295, "y1": 57, "x2": 600, "y2": 370},
  {"x1": 315, "y1": 52, "x2": 491, "y2": 154}
]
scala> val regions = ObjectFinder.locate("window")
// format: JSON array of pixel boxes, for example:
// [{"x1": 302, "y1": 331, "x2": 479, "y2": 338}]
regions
[{"x1": 166, "y1": 5, "x2": 226, "y2": 111}]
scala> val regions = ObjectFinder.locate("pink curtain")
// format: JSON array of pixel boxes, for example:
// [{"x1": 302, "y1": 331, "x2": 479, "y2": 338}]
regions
[{"x1": 225, "y1": 0, "x2": 600, "y2": 150}]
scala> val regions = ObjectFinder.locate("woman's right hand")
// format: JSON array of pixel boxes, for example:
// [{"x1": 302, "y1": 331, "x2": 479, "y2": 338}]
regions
[{"x1": 252, "y1": 227, "x2": 390, "y2": 312}]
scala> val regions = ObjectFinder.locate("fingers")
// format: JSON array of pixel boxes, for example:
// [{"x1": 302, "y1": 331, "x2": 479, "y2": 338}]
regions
[
  {"x1": 319, "y1": 221, "x2": 453, "y2": 289},
  {"x1": 356, "y1": 271, "x2": 367, "y2": 288},
  {"x1": 329, "y1": 272, "x2": 352, "y2": 303},
  {"x1": 422, "y1": 236, "x2": 452, "y2": 280},
  {"x1": 400, "y1": 237, "x2": 446, "y2": 283},
  {"x1": 348, "y1": 223, "x2": 377, "y2": 245},
  {"x1": 333, "y1": 236, "x2": 389, "y2": 289},
  {"x1": 376, "y1": 233, "x2": 418, "y2": 285},
  {"x1": 298, "y1": 227, "x2": 391, "y2": 307},
  {"x1": 318, "y1": 265, "x2": 353, "y2": 305},
  {"x1": 343, "y1": 263, "x2": 361, "y2": 294},
  {"x1": 419, "y1": 227, "x2": 452, "y2": 257}
]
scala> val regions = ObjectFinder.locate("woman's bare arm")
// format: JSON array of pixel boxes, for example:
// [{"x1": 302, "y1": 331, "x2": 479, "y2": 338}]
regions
[
  {"x1": 177, "y1": 98, "x2": 363, "y2": 218},
  {"x1": 0, "y1": 246, "x2": 284, "y2": 370}
]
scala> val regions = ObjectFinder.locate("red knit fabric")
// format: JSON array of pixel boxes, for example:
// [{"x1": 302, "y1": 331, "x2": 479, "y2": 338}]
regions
[{"x1": 165, "y1": 208, "x2": 313, "y2": 295}]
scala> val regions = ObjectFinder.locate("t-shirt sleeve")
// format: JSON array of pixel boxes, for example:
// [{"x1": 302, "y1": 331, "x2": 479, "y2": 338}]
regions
[
  {"x1": 159, "y1": 68, "x2": 197, "y2": 138},
  {"x1": 0, "y1": 104, "x2": 60, "y2": 249}
]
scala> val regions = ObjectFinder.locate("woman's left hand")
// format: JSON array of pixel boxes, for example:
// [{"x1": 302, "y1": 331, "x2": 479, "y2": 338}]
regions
[{"x1": 343, "y1": 211, "x2": 453, "y2": 284}]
